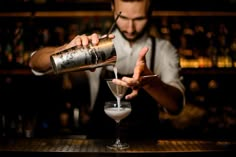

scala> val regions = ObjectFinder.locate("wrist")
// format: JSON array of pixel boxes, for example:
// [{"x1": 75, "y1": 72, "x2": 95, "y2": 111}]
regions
[{"x1": 142, "y1": 76, "x2": 163, "y2": 91}]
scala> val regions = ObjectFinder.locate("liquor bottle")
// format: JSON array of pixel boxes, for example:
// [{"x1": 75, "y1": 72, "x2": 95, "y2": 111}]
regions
[
  {"x1": 193, "y1": 23, "x2": 208, "y2": 57},
  {"x1": 182, "y1": 22, "x2": 194, "y2": 58},
  {"x1": 216, "y1": 23, "x2": 232, "y2": 67},
  {"x1": 170, "y1": 17, "x2": 182, "y2": 48},
  {"x1": 0, "y1": 114, "x2": 7, "y2": 144},
  {"x1": 0, "y1": 27, "x2": 3, "y2": 65},
  {"x1": 229, "y1": 35, "x2": 236, "y2": 65},
  {"x1": 206, "y1": 37, "x2": 218, "y2": 67},
  {"x1": 159, "y1": 16, "x2": 171, "y2": 41},
  {"x1": 0, "y1": 114, "x2": 6, "y2": 138},
  {"x1": 3, "y1": 28, "x2": 13, "y2": 66},
  {"x1": 13, "y1": 22, "x2": 24, "y2": 65},
  {"x1": 24, "y1": 118, "x2": 34, "y2": 138},
  {"x1": 217, "y1": 23, "x2": 230, "y2": 56},
  {"x1": 16, "y1": 114, "x2": 24, "y2": 137},
  {"x1": 73, "y1": 107, "x2": 80, "y2": 131},
  {"x1": 8, "y1": 116, "x2": 17, "y2": 139},
  {"x1": 59, "y1": 102, "x2": 73, "y2": 135}
]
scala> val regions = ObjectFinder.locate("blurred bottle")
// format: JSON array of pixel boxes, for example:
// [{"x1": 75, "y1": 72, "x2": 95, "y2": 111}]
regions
[
  {"x1": 216, "y1": 23, "x2": 232, "y2": 67},
  {"x1": 0, "y1": 114, "x2": 7, "y2": 138},
  {"x1": 3, "y1": 28, "x2": 13, "y2": 66},
  {"x1": 50, "y1": 26, "x2": 65, "y2": 46},
  {"x1": 182, "y1": 22, "x2": 194, "y2": 58},
  {"x1": 0, "y1": 114, "x2": 8, "y2": 144},
  {"x1": 13, "y1": 22, "x2": 25, "y2": 66},
  {"x1": 24, "y1": 116, "x2": 36, "y2": 138},
  {"x1": 16, "y1": 114, "x2": 24, "y2": 137},
  {"x1": 67, "y1": 23, "x2": 79, "y2": 42},
  {"x1": 170, "y1": 17, "x2": 182, "y2": 49},
  {"x1": 0, "y1": 27, "x2": 3, "y2": 65},
  {"x1": 59, "y1": 102, "x2": 73, "y2": 135},
  {"x1": 205, "y1": 30, "x2": 218, "y2": 67},
  {"x1": 216, "y1": 23, "x2": 230, "y2": 56},
  {"x1": 193, "y1": 23, "x2": 208, "y2": 57},
  {"x1": 188, "y1": 79, "x2": 205, "y2": 106},
  {"x1": 159, "y1": 16, "x2": 171, "y2": 41},
  {"x1": 229, "y1": 33, "x2": 236, "y2": 66},
  {"x1": 8, "y1": 116, "x2": 17, "y2": 139}
]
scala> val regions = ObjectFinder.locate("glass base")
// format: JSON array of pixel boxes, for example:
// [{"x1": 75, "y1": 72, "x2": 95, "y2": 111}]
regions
[{"x1": 106, "y1": 139, "x2": 129, "y2": 150}]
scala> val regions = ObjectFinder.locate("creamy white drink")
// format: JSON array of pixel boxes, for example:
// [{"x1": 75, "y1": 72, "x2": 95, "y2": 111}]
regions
[{"x1": 104, "y1": 107, "x2": 131, "y2": 123}]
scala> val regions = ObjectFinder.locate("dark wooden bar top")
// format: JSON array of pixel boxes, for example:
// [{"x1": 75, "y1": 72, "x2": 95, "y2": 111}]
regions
[{"x1": 0, "y1": 138, "x2": 235, "y2": 157}]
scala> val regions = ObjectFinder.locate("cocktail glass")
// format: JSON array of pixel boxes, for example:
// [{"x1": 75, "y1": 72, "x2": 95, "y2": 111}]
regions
[
  {"x1": 104, "y1": 101, "x2": 131, "y2": 150},
  {"x1": 106, "y1": 79, "x2": 127, "y2": 108}
]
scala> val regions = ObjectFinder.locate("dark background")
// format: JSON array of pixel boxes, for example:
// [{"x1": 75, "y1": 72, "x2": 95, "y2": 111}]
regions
[{"x1": 0, "y1": 0, "x2": 236, "y2": 12}]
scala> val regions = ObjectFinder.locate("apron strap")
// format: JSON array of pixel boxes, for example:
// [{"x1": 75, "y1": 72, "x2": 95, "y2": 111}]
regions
[{"x1": 150, "y1": 36, "x2": 156, "y2": 72}]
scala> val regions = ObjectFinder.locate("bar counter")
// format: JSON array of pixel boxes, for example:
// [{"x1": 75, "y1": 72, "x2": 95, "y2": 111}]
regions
[{"x1": 0, "y1": 137, "x2": 235, "y2": 157}]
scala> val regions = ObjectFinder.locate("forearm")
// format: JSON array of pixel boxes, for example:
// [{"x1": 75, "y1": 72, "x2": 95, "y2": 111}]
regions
[
  {"x1": 143, "y1": 77, "x2": 184, "y2": 115},
  {"x1": 29, "y1": 45, "x2": 67, "y2": 73}
]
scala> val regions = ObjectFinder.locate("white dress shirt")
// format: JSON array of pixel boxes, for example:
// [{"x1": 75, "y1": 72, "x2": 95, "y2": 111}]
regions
[{"x1": 31, "y1": 29, "x2": 185, "y2": 110}]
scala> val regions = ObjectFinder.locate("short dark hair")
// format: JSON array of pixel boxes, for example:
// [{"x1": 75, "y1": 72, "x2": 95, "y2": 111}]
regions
[{"x1": 111, "y1": 0, "x2": 153, "y2": 17}]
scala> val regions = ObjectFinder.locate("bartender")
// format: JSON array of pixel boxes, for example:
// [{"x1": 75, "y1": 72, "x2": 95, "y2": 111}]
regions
[{"x1": 29, "y1": 0, "x2": 185, "y2": 140}]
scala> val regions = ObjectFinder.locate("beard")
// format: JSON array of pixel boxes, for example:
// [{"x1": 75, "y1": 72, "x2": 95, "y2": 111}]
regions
[{"x1": 116, "y1": 23, "x2": 150, "y2": 43}]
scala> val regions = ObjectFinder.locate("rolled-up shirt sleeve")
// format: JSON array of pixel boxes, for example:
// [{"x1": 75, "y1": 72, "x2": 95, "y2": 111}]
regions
[{"x1": 155, "y1": 40, "x2": 186, "y2": 107}]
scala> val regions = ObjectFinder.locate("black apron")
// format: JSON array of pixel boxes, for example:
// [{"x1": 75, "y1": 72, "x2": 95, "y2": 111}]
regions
[{"x1": 87, "y1": 36, "x2": 159, "y2": 141}]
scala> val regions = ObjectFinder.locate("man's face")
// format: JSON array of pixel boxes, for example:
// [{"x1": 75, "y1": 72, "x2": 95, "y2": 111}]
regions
[{"x1": 112, "y1": 0, "x2": 149, "y2": 42}]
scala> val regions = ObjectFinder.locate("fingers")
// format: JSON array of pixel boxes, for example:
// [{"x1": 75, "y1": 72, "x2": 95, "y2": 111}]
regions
[
  {"x1": 108, "y1": 34, "x2": 115, "y2": 39},
  {"x1": 112, "y1": 77, "x2": 140, "y2": 100},
  {"x1": 112, "y1": 78, "x2": 129, "y2": 87},
  {"x1": 88, "y1": 33, "x2": 115, "y2": 45},
  {"x1": 99, "y1": 33, "x2": 115, "y2": 39},
  {"x1": 88, "y1": 33, "x2": 100, "y2": 45},
  {"x1": 138, "y1": 47, "x2": 149, "y2": 62},
  {"x1": 125, "y1": 90, "x2": 138, "y2": 100},
  {"x1": 132, "y1": 47, "x2": 149, "y2": 79},
  {"x1": 67, "y1": 33, "x2": 100, "y2": 48},
  {"x1": 67, "y1": 33, "x2": 115, "y2": 50},
  {"x1": 112, "y1": 77, "x2": 140, "y2": 88},
  {"x1": 111, "y1": 47, "x2": 150, "y2": 100},
  {"x1": 79, "y1": 33, "x2": 99, "y2": 46}
]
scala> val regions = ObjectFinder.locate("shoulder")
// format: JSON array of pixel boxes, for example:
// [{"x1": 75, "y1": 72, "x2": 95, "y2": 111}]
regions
[
  {"x1": 153, "y1": 37, "x2": 177, "y2": 54},
  {"x1": 154, "y1": 37, "x2": 175, "y2": 48}
]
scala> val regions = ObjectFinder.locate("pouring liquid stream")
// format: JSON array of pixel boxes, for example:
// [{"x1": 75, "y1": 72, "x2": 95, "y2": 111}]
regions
[{"x1": 113, "y1": 66, "x2": 121, "y2": 110}]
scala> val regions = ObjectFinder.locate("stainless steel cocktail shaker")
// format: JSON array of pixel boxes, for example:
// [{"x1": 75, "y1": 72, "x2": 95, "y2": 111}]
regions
[{"x1": 50, "y1": 36, "x2": 116, "y2": 74}]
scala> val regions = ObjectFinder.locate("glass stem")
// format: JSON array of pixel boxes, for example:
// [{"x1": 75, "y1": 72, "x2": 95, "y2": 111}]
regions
[{"x1": 115, "y1": 121, "x2": 121, "y2": 144}]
